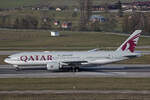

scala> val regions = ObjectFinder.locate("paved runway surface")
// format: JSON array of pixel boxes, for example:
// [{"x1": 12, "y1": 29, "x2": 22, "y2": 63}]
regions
[{"x1": 0, "y1": 64, "x2": 150, "y2": 78}]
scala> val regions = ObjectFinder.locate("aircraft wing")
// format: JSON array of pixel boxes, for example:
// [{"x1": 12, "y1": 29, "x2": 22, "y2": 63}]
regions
[
  {"x1": 88, "y1": 48, "x2": 99, "y2": 52},
  {"x1": 63, "y1": 61, "x2": 87, "y2": 65}
]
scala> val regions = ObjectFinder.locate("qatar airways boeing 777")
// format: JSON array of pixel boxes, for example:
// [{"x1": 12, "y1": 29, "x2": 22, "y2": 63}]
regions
[{"x1": 4, "y1": 30, "x2": 142, "y2": 72}]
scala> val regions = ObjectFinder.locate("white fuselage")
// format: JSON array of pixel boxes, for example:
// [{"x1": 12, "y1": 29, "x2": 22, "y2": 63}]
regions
[{"x1": 4, "y1": 51, "x2": 136, "y2": 66}]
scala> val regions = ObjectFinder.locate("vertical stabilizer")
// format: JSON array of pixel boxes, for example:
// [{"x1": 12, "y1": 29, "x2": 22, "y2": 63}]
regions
[{"x1": 116, "y1": 30, "x2": 142, "y2": 53}]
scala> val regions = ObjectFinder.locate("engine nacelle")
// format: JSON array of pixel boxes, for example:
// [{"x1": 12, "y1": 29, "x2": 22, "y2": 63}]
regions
[{"x1": 47, "y1": 62, "x2": 61, "y2": 71}]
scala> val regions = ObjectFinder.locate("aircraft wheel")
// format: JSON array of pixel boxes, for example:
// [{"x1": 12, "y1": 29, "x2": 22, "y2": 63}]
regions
[
  {"x1": 15, "y1": 67, "x2": 21, "y2": 71},
  {"x1": 75, "y1": 68, "x2": 79, "y2": 72},
  {"x1": 72, "y1": 67, "x2": 79, "y2": 72}
]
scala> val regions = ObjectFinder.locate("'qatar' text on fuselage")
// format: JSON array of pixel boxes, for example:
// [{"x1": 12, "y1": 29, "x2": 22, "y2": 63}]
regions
[{"x1": 20, "y1": 55, "x2": 52, "y2": 62}]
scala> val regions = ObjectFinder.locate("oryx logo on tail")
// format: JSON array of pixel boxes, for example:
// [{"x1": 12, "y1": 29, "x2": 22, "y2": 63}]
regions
[
  {"x1": 117, "y1": 30, "x2": 142, "y2": 53},
  {"x1": 121, "y1": 33, "x2": 140, "y2": 52}
]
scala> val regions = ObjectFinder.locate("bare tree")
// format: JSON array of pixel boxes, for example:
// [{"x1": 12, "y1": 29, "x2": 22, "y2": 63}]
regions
[
  {"x1": 79, "y1": 0, "x2": 92, "y2": 31},
  {"x1": 117, "y1": 0, "x2": 123, "y2": 17},
  {"x1": 122, "y1": 12, "x2": 150, "y2": 35}
]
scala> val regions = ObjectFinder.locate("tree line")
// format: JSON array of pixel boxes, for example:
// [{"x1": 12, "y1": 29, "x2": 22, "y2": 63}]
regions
[
  {"x1": 0, "y1": 12, "x2": 150, "y2": 35},
  {"x1": 0, "y1": 15, "x2": 51, "y2": 29}
]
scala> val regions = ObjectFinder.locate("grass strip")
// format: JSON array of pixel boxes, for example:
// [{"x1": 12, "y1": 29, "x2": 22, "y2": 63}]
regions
[
  {"x1": 0, "y1": 78, "x2": 150, "y2": 91},
  {"x1": 0, "y1": 30, "x2": 149, "y2": 48}
]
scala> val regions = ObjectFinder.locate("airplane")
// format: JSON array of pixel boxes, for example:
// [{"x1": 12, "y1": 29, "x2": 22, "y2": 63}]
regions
[{"x1": 4, "y1": 30, "x2": 142, "y2": 72}]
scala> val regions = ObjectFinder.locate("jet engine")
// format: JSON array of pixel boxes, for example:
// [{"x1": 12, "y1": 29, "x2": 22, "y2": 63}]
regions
[{"x1": 47, "y1": 62, "x2": 61, "y2": 71}]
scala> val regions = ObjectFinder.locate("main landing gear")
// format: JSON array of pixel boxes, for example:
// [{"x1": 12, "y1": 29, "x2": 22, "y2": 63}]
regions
[
  {"x1": 69, "y1": 64, "x2": 80, "y2": 72},
  {"x1": 61, "y1": 64, "x2": 80, "y2": 72},
  {"x1": 71, "y1": 67, "x2": 80, "y2": 72}
]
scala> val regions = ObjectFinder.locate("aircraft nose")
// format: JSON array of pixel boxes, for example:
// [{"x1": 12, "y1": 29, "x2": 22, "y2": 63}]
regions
[{"x1": 4, "y1": 58, "x2": 11, "y2": 64}]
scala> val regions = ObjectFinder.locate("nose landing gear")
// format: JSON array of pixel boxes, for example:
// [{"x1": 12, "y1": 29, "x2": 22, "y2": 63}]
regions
[{"x1": 13, "y1": 65, "x2": 21, "y2": 71}]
